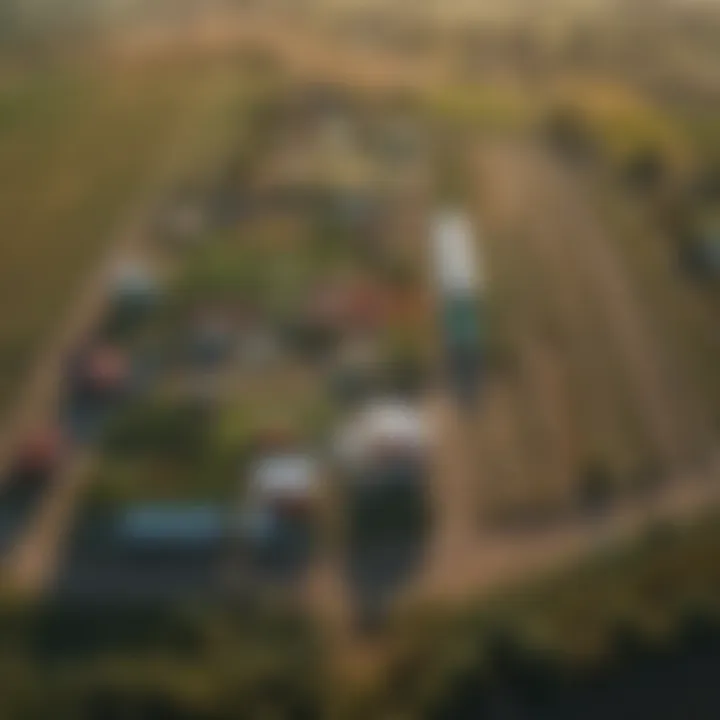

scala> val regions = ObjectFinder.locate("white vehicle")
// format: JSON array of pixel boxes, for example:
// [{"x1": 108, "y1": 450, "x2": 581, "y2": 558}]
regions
[
  {"x1": 430, "y1": 210, "x2": 485, "y2": 298},
  {"x1": 430, "y1": 210, "x2": 486, "y2": 404},
  {"x1": 334, "y1": 399, "x2": 430, "y2": 482},
  {"x1": 245, "y1": 453, "x2": 319, "y2": 511}
]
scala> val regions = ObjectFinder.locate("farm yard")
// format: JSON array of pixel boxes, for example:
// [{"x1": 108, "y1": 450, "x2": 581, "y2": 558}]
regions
[
  {"x1": 0, "y1": 83, "x2": 441, "y2": 607},
  {"x1": 0, "y1": 0, "x2": 720, "y2": 716}
]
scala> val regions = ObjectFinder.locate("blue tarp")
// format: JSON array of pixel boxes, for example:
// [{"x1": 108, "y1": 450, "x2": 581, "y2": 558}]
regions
[{"x1": 117, "y1": 504, "x2": 227, "y2": 542}]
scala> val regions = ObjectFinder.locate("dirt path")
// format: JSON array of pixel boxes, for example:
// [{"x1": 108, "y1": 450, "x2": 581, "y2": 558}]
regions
[
  {"x1": 110, "y1": 9, "x2": 449, "y2": 93},
  {"x1": 419, "y1": 393, "x2": 479, "y2": 595},
  {"x1": 412, "y1": 449, "x2": 720, "y2": 607}
]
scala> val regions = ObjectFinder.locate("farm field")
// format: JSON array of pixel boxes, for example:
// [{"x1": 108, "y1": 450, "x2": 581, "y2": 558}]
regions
[{"x1": 472, "y1": 140, "x2": 707, "y2": 522}]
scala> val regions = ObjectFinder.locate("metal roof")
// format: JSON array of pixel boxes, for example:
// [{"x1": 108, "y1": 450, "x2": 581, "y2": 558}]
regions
[
  {"x1": 247, "y1": 454, "x2": 318, "y2": 499},
  {"x1": 117, "y1": 504, "x2": 226, "y2": 542},
  {"x1": 334, "y1": 399, "x2": 428, "y2": 476},
  {"x1": 431, "y1": 210, "x2": 484, "y2": 295}
]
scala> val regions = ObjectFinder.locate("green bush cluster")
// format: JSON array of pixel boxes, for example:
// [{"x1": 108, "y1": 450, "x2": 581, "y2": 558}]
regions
[
  {"x1": 374, "y1": 514, "x2": 720, "y2": 717},
  {"x1": 0, "y1": 602, "x2": 322, "y2": 720}
]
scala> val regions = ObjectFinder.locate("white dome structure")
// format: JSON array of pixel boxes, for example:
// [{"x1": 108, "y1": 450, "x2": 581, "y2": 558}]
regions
[{"x1": 334, "y1": 399, "x2": 429, "y2": 479}]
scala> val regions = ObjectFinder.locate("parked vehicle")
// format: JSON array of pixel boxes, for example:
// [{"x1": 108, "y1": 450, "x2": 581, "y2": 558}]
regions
[
  {"x1": 71, "y1": 343, "x2": 131, "y2": 400},
  {"x1": 8, "y1": 426, "x2": 67, "y2": 485},
  {"x1": 188, "y1": 309, "x2": 237, "y2": 369},
  {"x1": 62, "y1": 342, "x2": 134, "y2": 441},
  {"x1": 104, "y1": 260, "x2": 161, "y2": 336},
  {"x1": 288, "y1": 280, "x2": 388, "y2": 362},
  {"x1": 240, "y1": 439, "x2": 320, "y2": 569},
  {"x1": 430, "y1": 210, "x2": 485, "y2": 404}
]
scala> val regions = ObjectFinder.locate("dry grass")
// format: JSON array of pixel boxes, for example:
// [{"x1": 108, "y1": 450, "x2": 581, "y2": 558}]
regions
[
  {"x1": 0, "y1": 55, "x2": 250, "y2": 418},
  {"x1": 472, "y1": 140, "x2": 692, "y2": 521}
]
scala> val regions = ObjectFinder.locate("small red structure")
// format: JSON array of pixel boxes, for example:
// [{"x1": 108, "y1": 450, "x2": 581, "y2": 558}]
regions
[
  {"x1": 10, "y1": 427, "x2": 67, "y2": 481},
  {"x1": 76, "y1": 344, "x2": 130, "y2": 396},
  {"x1": 306, "y1": 281, "x2": 389, "y2": 333},
  {"x1": 245, "y1": 451, "x2": 320, "y2": 521}
]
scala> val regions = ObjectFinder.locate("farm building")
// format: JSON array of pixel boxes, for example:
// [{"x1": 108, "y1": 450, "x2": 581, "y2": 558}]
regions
[
  {"x1": 334, "y1": 399, "x2": 431, "y2": 543},
  {"x1": 286, "y1": 281, "x2": 388, "y2": 360},
  {"x1": 305, "y1": 281, "x2": 389, "y2": 334},
  {"x1": 116, "y1": 504, "x2": 228, "y2": 547},
  {"x1": 245, "y1": 454, "x2": 319, "y2": 515},
  {"x1": 240, "y1": 443, "x2": 321, "y2": 558},
  {"x1": 334, "y1": 399, "x2": 429, "y2": 479}
]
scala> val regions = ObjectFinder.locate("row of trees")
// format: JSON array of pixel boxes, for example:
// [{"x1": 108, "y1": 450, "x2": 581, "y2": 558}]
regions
[{"x1": 350, "y1": 514, "x2": 720, "y2": 718}]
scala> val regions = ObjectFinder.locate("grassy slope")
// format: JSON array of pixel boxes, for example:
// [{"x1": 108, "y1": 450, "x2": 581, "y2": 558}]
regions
[{"x1": 0, "y1": 55, "x2": 248, "y2": 417}]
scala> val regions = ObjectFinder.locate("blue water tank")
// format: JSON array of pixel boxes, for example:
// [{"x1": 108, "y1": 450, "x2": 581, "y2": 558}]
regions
[{"x1": 116, "y1": 504, "x2": 227, "y2": 544}]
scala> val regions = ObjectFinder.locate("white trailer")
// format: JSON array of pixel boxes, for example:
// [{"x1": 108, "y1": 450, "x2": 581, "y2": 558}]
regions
[
  {"x1": 430, "y1": 209, "x2": 486, "y2": 404},
  {"x1": 430, "y1": 210, "x2": 484, "y2": 298}
]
